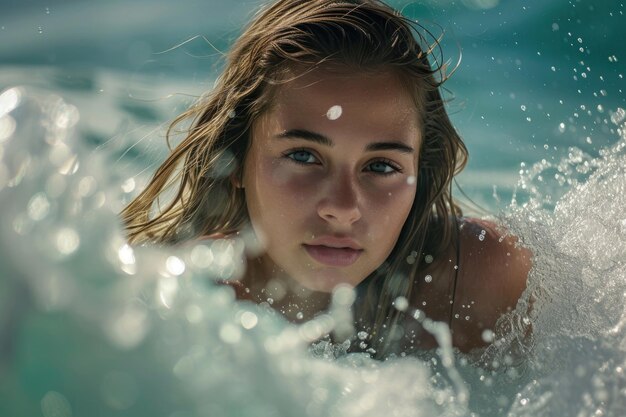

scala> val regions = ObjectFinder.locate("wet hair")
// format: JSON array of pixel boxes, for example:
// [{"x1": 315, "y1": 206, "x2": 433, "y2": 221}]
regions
[{"x1": 121, "y1": 0, "x2": 468, "y2": 358}]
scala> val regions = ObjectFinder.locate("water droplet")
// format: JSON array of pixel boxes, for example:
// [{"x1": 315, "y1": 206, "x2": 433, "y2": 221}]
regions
[
  {"x1": 56, "y1": 228, "x2": 80, "y2": 255},
  {"x1": 357, "y1": 331, "x2": 368, "y2": 340},
  {"x1": 520, "y1": 105, "x2": 526, "y2": 111},
  {"x1": 45, "y1": 7, "x2": 50, "y2": 15},
  {"x1": 332, "y1": 284, "x2": 355, "y2": 306},
  {"x1": 28, "y1": 192, "x2": 51, "y2": 221},
  {"x1": 326, "y1": 105, "x2": 342, "y2": 120},
  {"x1": 558, "y1": 122, "x2": 566, "y2": 133},
  {"x1": 424, "y1": 274, "x2": 432, "y2": 283},
  {"x1": 551, "y1": 23, "x2": 559, "y2": 31},
  {"x1": 158, "y1": 276, "x2": 178, "y2": 308},
  {"x1": 190, "y1": 244, "x2": 214, "y2": 268},
  {"x1": 121, "y1": 177, "x2": 135, "y2": 193},
  {"x1": 0, "y1": 114, "x2": 16, "y2": 142},
  {"x1": 424, "y1": 254, "x2": 433, "y2": 264},
  {"x1": 406, "y1": 175, "x2": 416, "y2": 185},
  {"x1": 0, "y1": 88, "x2": 21, "y2": 118},
  {"x1": 77, "y1": 176, "x2": 96, "y2": 197},
  {"x1": 394, "y1": 296, "x2": 408, "y2": 311},
  {"x1": 241, "y1": 311, "x2": 258, "y2": 329},
  {"x1": 610, "y1": 108, "x2": 625, "y2": 125},
  {"x1": 296, "y1": 312, "x2": 304, "y2": 320},
  {"x1": 38, "y1": 26, "x2": 43, "y2": 34},
  {"x1": 481, "y1": 329, "x2": 495, "y2": 343},
  {"x1": 165, "y1": 256, "x2": 185, "y2": 276},
  {"x1": 118, "y1": 244, "x2": 135, "y2": 265},
  {"x1": 219, "y1": 323, "x2": 241, "y2": 344}
]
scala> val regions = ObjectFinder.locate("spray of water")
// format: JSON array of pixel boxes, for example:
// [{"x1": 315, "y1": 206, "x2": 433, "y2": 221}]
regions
[
  {"x1": 2, "y1": 86, "x2": 626, "y2": 416},
  {"x1": 0, "y1": 87, "x2": 467, "y2": 417},
  {"x1": 483, "y1": 108, "x2": 626, "y2": 416}
]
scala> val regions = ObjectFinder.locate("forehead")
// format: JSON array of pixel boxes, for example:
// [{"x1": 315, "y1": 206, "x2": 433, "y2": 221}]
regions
[
  {"x1": 259, "y1": 67, "x2": 421, "y2": 139},
  {"x1": 273, "y1": 67, "x2": 417, "y2": 117}
]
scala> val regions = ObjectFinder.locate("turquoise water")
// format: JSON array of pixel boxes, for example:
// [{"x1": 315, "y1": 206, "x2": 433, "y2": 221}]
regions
[
  {"x1": 2, "y1": 0, "x2": 625, "y2": 207},
  {"x1": 1, "y1": 1, "x2": 626, "y2": 416}
]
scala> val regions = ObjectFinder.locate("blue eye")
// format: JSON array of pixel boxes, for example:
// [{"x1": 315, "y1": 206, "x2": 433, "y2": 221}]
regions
[
  {"x1": 366, "y1": 160, "x2": 398, "y2": 174},
  {"x1": 286, "y1": 150, "x2": 318, "y2": 164}
]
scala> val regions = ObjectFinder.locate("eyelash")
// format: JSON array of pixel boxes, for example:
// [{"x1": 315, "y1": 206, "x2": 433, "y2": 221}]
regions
[{"x1": 283, "y1": 149, "x2": 402, "y2": 176}]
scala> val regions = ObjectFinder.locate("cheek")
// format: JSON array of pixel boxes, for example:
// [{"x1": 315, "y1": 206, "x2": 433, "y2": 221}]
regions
[{"x1": 365, "y1": 181, "x2": 416, "y2": 237}]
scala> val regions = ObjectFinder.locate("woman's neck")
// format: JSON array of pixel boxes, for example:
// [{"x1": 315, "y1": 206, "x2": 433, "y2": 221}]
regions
[{"x1": 241, "y1": 256, "x2": 332, "y2": 323}]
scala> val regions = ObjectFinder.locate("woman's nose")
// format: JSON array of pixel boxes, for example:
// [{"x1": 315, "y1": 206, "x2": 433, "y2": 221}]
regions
[{"x1": 317, "y1": 172, "x2": 362, "y2": 225}]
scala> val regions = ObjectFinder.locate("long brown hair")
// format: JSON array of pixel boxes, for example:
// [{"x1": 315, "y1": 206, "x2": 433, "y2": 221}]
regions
[{"x1": 121, "y1": 0, "x2": 468, "y2": 357}]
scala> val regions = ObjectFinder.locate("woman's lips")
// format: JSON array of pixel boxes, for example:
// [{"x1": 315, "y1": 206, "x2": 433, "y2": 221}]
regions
[{"x1": 303, "y1": 244, "x2": 363, "y2": 267}]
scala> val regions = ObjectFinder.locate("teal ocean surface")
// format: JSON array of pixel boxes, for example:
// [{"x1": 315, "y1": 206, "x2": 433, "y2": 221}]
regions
[
  {"x1": 1, "y1": 1, "x2": 626, "y2": 416},
  {"x1": 2, "y1": 0, "x2": 625, "y2": 207}
]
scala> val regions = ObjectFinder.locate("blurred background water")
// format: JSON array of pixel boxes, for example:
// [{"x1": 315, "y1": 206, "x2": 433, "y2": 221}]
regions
[
  {"x1": 2, "y1": 0, "x2": 625, "y2": 207},
  {"x1": 1, "y1": 1, "x2": 626, "y2": 416}
]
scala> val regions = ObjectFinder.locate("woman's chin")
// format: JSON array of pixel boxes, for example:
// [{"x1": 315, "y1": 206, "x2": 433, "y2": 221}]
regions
[{"x1": 292, "y1": 269, "x2": 361, "y2": 294}]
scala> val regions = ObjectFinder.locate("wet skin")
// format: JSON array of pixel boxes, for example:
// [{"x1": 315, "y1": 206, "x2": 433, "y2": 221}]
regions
[{"x1": 241, "y1": 69, "x2": 419, "y2": 295}]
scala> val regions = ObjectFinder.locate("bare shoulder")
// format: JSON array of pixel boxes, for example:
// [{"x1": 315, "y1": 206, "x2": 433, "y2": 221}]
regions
[{"x1": 451, "y1": 217, "x2": 533, "y2": 350}]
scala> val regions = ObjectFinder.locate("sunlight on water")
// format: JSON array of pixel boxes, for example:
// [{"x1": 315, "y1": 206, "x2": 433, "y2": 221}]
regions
[{"x1": 1, "y1": 86, "x2": 626, "y2": 417}]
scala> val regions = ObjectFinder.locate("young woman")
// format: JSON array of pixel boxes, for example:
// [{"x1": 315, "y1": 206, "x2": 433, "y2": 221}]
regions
[{"x1": 122, "y1": 0, "x2": 531, "y2": 358}]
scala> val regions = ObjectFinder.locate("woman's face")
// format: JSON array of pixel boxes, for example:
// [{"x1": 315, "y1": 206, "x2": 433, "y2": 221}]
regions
[{"x1": 242, "y1": 68, "x2": 421, "y2": 293}]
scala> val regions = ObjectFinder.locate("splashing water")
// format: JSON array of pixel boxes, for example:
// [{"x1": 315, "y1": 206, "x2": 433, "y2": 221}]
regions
[
  {"x1": 485, "y1": 108, "x2": 626, "y2": 416},
  {"x1": 0, "y1": 87, "x2": 466, "y2": 416},
  {"x1": 2, "y1": 86, "x2": 626, "y2": 416}
]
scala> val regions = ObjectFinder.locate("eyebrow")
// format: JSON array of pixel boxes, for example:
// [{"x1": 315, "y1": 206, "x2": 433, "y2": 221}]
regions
[{"x1": 274, "y1": 129, "x2": 415, "y2": 154}]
